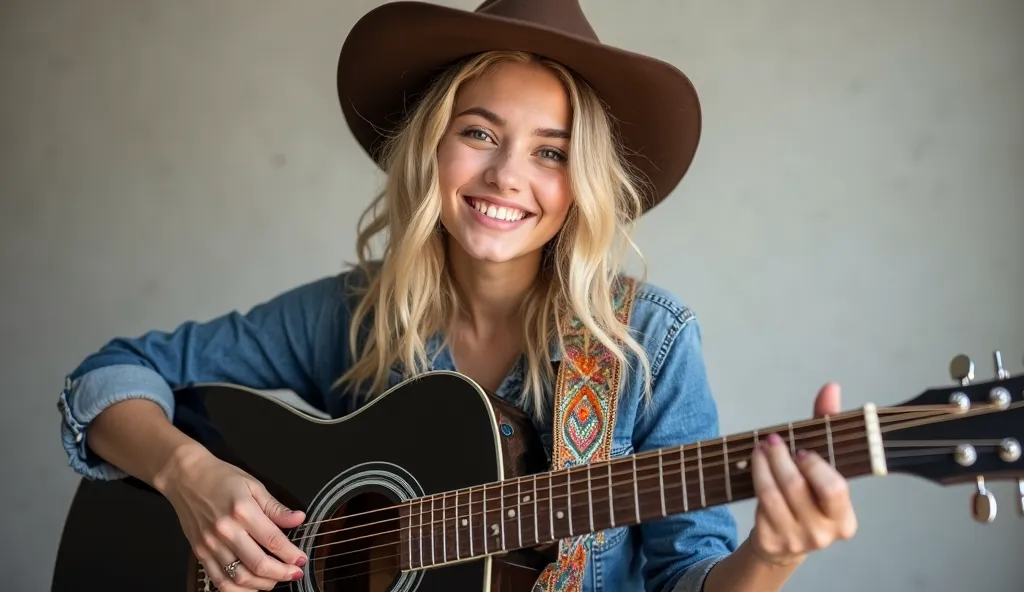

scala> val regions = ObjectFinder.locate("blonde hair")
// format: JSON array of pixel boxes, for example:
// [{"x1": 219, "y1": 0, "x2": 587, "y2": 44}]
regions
[{"x1": 337, "y1": 50, "x2": 652, "y2": 419}]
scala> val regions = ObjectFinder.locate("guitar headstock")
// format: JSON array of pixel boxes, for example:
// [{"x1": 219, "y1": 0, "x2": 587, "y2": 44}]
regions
[{"x1": 884, "y1": 351, "x2": 1024, "y2": 523}]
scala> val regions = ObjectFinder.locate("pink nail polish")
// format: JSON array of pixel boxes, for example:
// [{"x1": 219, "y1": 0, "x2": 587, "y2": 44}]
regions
[
  {"x1": 767, "y1": 433, "x2": 782, "y2": 446},
  {"x1": 293, "y1": 570, "x2": 303, "y2": 581},
  {"x1": 796, "y1": 449, "x2": 809, "y2": 459},
  {"x1": 295, "y1": 556, "x2": 307, "y2": 567}
]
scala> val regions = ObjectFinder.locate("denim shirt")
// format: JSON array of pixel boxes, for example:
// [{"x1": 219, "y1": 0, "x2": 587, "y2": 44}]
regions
[{"x1": 57, "y1": 268, "x2": 738, "y2": 592}]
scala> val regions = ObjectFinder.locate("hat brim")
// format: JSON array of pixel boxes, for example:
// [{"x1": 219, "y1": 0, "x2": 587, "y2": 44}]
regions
[{"x1": 337, "y1": 1, "x2": 701, "y2": 212}]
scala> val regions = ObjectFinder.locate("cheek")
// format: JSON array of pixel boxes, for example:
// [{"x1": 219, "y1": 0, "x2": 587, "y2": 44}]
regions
[
  {"x1": 437, "y1": 140, "x2": 480, "y2": 197},
  {"x1": 536, "y1": 174, "x2": 573, "y2": 222}
]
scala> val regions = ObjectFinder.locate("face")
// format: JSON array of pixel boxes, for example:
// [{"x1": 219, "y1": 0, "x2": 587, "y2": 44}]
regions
[{"x1": 437, "y1": 60, "x2": 573, "y2": 265}]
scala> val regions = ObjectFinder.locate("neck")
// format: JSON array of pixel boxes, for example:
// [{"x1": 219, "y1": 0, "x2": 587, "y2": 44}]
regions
[
  {"x1": 398, "y1": 406, "x2": 887, "y2": 570},
  {"x1": 447, "y1": 242, "x2": 541, "y2": 334}
]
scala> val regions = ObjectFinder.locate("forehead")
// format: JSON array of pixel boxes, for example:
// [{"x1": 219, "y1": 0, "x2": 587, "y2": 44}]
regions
[{"x1": 454, "y1": 61, "x2": 571, "y2": 127}]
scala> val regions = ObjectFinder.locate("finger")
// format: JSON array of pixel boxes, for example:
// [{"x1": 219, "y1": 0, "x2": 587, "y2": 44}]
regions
[
  {"x1": 226, "y1": 522, "x2": 304, "y2": 586},
  {"x1": 765, "y1": 433, "x2": 824, "y2": 524},
  {"x1": 750, "y1": 439, "x2": 797, "y2": 533},
  {"x1": 797, "y1": 449, "x2": 858, "y2": 537},
  {"x1": 244, "y1": 489, "x2": 307, "y2": 566},
  {"x1": 250, "y1": 485, "x2": 306, "y2": 531},
  {"x1": 196, "y1": 550, "x2": 253, "y2": 592},
  {"x1": 813, "y1": 382, "x2": 842, "y2": 418},
  {"x1": 210, "y1": 537, "x2": 281, "y2": 591}
]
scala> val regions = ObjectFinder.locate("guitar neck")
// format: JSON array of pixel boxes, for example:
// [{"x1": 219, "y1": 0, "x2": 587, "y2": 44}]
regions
[{"x1": 400, "y1": 405, "x2": 886, "y2": 569}]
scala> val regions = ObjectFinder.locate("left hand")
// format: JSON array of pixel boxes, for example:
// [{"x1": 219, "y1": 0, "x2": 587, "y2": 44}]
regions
[{"x1": 748, "y1": 382, "x2": 859, "y2": 567}]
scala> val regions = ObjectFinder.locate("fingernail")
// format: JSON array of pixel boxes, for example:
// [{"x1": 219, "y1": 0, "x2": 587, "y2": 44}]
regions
[
  {"x1": 754, "y1": 444, "x2": 765, "y2": 456},
  {"x1": 295, "y1": 556, "x2": 307, "y2": 567},
  {"x1": 796, "y1": 449, "x2": 809, "y2": 459},
  {"x1": 292, "y1": 570, "x2": 303, "y2": 581},
  {"x1": 767, "y1": 433, "x2": 782, "y2": 446}
]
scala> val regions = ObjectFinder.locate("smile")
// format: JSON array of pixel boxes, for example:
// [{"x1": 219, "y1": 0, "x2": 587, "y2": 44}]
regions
[{"x1": 465, "y1": 196, "x2": 532, "y2": 223}]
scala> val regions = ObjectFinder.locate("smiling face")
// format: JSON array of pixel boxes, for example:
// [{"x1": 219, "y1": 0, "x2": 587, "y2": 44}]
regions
[{"x1": 437, "y1": 60, "x2": 573, "y2": 265}]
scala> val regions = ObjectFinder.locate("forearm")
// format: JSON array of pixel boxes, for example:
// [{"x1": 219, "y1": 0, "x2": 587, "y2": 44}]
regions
[
  {"x1": 701, "y1": 539, "x2": 802, "y2": 592},
  {"x1": 87, "y1": 398, "x2": 209, "y2": 495}
]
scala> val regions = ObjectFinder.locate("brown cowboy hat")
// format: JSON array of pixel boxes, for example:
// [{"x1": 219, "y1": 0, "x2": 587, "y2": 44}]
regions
[{"x1": 336, "y1": 0, "x2": 701, "y2": 212}]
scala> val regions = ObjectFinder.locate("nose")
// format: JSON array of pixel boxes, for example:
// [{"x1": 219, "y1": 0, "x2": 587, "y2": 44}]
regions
[{"x1": 483, "y1": 147, "x2": 522, "y2": 194}]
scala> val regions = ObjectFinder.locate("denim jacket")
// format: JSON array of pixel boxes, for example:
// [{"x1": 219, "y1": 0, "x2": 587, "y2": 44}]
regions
[{"x1": 57, "y1": 268, "x2": 738, "y2": 592}]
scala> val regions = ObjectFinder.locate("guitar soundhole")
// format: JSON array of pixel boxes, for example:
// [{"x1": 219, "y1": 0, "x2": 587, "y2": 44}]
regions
[{"x1": 313, "y1": 491, "x2": 401, "y2": 591}]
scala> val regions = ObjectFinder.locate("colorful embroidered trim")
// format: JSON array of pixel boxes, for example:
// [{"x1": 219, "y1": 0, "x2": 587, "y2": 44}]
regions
[{"x1": 532, "y1": 276, "x2": 637, "y2": 592}]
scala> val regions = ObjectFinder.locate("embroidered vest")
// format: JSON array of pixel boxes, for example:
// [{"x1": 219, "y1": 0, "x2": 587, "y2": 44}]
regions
[{"x1": 532, "y1": 276, "x2": 638, "y2": 592}]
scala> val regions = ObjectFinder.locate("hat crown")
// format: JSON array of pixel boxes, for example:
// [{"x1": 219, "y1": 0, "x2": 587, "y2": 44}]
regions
[{"x1": 476, "y1": 0, "x2": 598, "y2": 41}]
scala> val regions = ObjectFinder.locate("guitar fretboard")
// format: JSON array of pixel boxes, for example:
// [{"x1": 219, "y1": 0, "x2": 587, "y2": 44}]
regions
[{"x1": 398, "y1": 406, "x2": 883, "y2": 570}]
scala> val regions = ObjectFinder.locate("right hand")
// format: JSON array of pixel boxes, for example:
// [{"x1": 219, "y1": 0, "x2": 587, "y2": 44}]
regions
[{"x1": 160, "y1": 445, "x2": 308, "y2": 591}]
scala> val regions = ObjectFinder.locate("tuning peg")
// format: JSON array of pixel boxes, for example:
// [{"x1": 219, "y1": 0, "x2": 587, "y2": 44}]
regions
[
  {"x1": 950, "y1": 354, "x2": 975, "y2": 386},
  {"x1": 994, "y1": 350, "x2": 1010, "y2": 379},
  {"x1": 971, "y1": 476, "x2": 997, "y2": 523}
]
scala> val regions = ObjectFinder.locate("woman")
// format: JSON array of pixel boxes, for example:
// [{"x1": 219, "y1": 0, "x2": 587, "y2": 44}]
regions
[{"x1": 56, "y1": 1, "x2": 858, "y2": 591}]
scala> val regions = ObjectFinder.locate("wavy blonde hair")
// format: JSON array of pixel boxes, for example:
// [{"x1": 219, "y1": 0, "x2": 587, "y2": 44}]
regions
[{"x1": 337, "y1": 50, "x2": 652, "y2": 418}]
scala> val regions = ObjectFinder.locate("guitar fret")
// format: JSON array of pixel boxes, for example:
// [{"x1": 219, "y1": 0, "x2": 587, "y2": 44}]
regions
[
  {"x1": 515, "y1": 479, "x2": 523, "y2": 548},
  {"x1": 723, "y1": 436, "x2": 732, "y2": 502},
  {"x1": 657, "y1": 449, "x2": 666, "y2": 516},
  {"x1": 418, "y1": 497, "x2": 425, "y2": 568},
  {"x1": 631, "y1": 456, "x2": 640, "y2": 522},
  {"x1": 453, "y1": 490, "x2": 460, "y2": 561},
  {"x1": 566, "y1": 471, "x2": 573, "y2": 536},
  {"x1": 825, "y1": 415, "x2": 835, "y2": 467},
  {"x1": 587, "y1": 465, "x2": 595, "y2": 531},
  {"x1": 468, "y1": 488, "x2": 474, "y2": 557},
  {"x1": 442, "y1": 492, "x2": 448, "y2": 562},
  {"x1": 482, "y1": 486, "x2": 488, "y2": 554},
  {"x1": 680, "y1": 446, "x2": 688, "y2": 511},
  {"x1": 787, "y1": 422, "x2": 796, "y2": 456},
  {"x1": 430, "y1": 495, "x2": 436, "y2": 565},
  {"x1": 405, "y1": 505, "x2": 413, "y2": 569},
  {"x1": 548, "y1": 475, "x2": 554, "y2": 539},
  {"x1": 697, "y1": 441, "x2": 706, "y2": 507},
  {"x1": 607, "y1": 462, "x2": 616, "y2": 527},
  {"x1": 533, "y1": 477, "x2": 539, "y2": 544},
  {"x1": 499, "y1": 482, "x2": 506, "y2": 550}
]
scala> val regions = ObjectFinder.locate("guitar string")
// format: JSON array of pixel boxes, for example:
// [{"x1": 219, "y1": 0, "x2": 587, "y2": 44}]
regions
[
  {"x1": 283, "y1": 406, "x2": 956, "y2": 544},
  {"x1": 194, "y1": 400, "x2": 1007, "y2": 587},
  {"x1": 301, "y1": 408, "x2": 978, "y2": 557},
  {"x1": 193, "y1": 399, "x2": 1007, "y2": 585},
  {"x1": 296, "y1": 442, "x2": 968, "y2": 586},
  {"x1": 207, "y1": 445, "x2": 879, "y2": 589}
]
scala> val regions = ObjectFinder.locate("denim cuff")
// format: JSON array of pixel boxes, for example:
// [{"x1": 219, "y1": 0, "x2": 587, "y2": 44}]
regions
[
  {"x1": 57, "y1": 364, "x2": 175, "y2": 480},
  {"x1": 670, "y1": 554, "x2": 728, "y2": 592}
]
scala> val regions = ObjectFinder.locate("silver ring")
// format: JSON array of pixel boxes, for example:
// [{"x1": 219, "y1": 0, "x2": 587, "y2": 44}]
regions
[{"x1": 223, "y1": 559, "x2": 242, "y2": 579}]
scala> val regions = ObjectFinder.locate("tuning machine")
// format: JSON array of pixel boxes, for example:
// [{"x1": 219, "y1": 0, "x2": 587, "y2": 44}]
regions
[
  {"x1": 949, "y1": 354, "x2": 975, "y2": 386},
  {"x1": 971, "y1": 476, "x2": 997, "y2": 523}
]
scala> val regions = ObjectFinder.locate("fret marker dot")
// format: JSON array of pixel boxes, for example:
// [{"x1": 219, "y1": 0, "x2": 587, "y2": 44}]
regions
[
  {"x1": 556, "y1": 511, "x2": 564, "y2": 519},
  {"x1": 461, "y1": 518, "x2": 468, "y2": 527},
  {"x1": 736, "y1": 460, "x2": 748, "y2": 470},
  {"x1": 507, "y1": 509, "x2": 516, "y2": 518},
  {"x1": 491, "y1": 524, "x2": 499, "y2": 536},
  {"x1": 522, "y1": 495, "x2": 530, "y2": 503}
]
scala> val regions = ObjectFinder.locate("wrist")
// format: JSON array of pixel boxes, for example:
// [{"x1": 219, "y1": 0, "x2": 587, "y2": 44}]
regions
[{"x1": 152, "y1": 440, "x2": 211, "y2": 496}]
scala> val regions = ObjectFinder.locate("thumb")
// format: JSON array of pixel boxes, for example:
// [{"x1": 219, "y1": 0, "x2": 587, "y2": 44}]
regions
[
  {"x1": 814, "y1": 382, "x2": 842, "y2": 418},
  {"x1": 250, "y1": 484, "x2": 306, "y2": 528}
]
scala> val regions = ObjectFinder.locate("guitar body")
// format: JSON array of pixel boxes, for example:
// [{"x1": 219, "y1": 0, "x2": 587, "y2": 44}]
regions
[{"x1": 51, "y1": 371, "x2": 552, "y2": 592}]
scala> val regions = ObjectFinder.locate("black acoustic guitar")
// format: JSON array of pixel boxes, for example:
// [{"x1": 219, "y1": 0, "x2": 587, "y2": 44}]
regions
[{"x1": 51, "y1": 353, "x2": 1024, "y2": 591}]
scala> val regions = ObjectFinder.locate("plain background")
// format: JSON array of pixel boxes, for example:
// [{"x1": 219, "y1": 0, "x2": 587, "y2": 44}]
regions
[{"x1": 2, "y1": 0, "x2": 1022, "y2": 590}]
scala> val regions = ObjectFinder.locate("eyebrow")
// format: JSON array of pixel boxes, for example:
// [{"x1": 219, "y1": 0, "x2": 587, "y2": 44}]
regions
[{"x1": 456, "y1": 106, "x2": 570, "y2": 140}]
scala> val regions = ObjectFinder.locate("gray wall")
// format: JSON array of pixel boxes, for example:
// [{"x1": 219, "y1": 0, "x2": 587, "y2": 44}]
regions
[{"x1": 3, "y1": 1, "x2": 1022, "y2": 590}]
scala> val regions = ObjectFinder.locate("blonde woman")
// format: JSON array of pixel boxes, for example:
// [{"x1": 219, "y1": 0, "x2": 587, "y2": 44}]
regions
[{"x1": 56, "y1": 2, "x2": 858, "y2": 591}]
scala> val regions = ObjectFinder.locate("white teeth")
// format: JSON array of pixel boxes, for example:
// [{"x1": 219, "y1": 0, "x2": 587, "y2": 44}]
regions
[{"x1": 472, "y1": 198, "x2": 526, "y2": 222}]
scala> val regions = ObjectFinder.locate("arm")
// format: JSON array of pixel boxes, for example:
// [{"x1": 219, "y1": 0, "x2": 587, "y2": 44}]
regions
[
  {"x1": 57, "y1": 273, "x2": 349, "y2": 483},
  {"x1": 632, "y1": 311, "x2": 739, "y2": 592}
]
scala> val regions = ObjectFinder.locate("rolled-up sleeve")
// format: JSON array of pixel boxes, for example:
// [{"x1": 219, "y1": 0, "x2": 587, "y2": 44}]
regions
[
  {"x1": 56, "y1": 273, "x2": 347, "y2": 481},
  {"x1": 633, "y1": 311, "x2": 738, "y2": 592}
]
